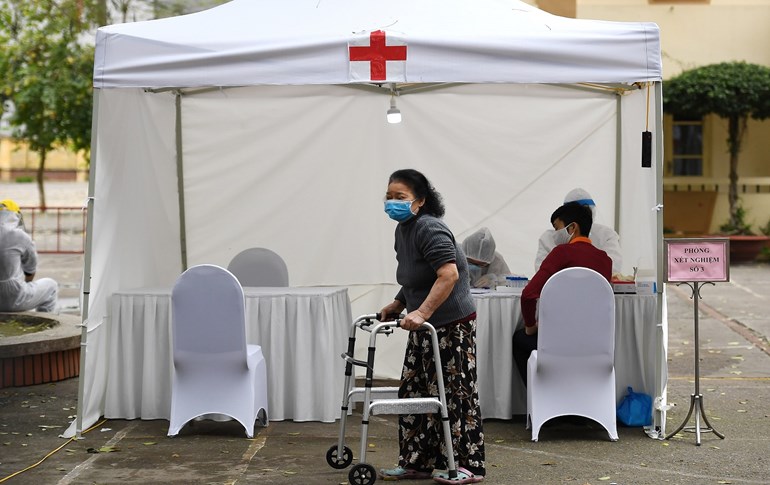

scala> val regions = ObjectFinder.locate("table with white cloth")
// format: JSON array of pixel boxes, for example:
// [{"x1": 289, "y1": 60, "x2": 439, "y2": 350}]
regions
[
  {"x1": 105, "y1": 286, "x2": 352, "y2": 423},
  {"x1": 474, "y1": 290, "x2": 658, "y2": 419}
]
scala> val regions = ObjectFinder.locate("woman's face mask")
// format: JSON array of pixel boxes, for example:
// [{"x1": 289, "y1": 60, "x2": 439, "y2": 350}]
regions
[
  {"x1": 384, "y1": 199, "x2": 416, "y2": 222},
  {"x1": 554, "y1": 223, "x2": 574, "y2": 245}
]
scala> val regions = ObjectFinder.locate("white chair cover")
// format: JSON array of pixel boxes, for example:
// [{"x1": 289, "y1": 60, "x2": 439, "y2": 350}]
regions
[
  {"x1": 526, "y1": 267, "x2": 618, "y2": 441},
  {"x1": 168, "y1": 264, "x2": 268, "y2": 438},
  {"x1": 227, "y1": 248, "x2": 289, "y2": 287}
]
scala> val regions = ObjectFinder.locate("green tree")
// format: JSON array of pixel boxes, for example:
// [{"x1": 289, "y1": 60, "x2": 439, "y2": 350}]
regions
[
  {"x1": 663, "y1": 62, "x2": 770, "y2": 233},
  {"x1": 0, "y1": 0, "x2": 94, "y2": 209},
  {"x1": 150, "y1": 0, "x2": 228, "y2": 18}
]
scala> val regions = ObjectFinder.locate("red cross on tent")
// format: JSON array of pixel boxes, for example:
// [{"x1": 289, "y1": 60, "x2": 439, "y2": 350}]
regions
[{"x1": 349, "y1": 30, "x2": 407, "y2": 82}]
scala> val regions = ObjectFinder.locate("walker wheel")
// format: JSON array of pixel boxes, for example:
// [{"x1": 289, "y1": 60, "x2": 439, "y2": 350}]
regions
[
  {"x1": 326, "y1": 444, "x2": 353, "y2": 469},
  {"x1": 349, "y1": 463, "x2": 377, "y2": 485}
]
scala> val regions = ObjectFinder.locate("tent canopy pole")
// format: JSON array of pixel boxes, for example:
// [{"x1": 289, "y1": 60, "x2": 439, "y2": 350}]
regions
[
  {"x1": 653, "y1": 80, "x2": 667, "y2": 437},
  {"x1": 74, "y1": 88, "x2": 101, "y2": 439},
  {"x1": 614, "y1": 93, "x2": 622, "y2": 233},
  {"x1": 175, "y1": 91, "x2": 188, "y2": 272}
]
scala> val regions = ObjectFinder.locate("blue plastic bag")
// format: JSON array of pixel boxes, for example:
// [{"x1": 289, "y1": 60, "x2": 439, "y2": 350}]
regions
[{"x1": 616, "y1": 386, "x2": 652, "y2": 427}]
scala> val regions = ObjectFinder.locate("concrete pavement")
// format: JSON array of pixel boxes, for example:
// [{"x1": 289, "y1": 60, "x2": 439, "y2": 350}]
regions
[{"x1": 1, "y1": 256, "x2": 769, "y2": 484}]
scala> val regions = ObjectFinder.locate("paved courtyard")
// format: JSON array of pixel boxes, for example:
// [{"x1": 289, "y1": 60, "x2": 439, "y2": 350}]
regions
[{"x1": 1, "y1": 182, "x2": 769, "y2": 484}]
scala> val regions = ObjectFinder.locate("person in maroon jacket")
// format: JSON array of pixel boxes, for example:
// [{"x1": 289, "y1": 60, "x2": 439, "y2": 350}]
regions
[{"x1": 512, "y1": 202, "x2": 612, "y2": 386}]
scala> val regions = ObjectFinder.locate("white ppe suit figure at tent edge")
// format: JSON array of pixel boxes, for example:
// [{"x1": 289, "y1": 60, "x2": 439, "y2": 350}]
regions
[
  {"x1": 0, "y1": 200, "x2": 58, "y2": 313},
  {"x1": 462, "y1": 227, "x2": 511, "y2": 288},
  {"x1": 534, "y1": 188, "x2": 622, "y2": 274}
]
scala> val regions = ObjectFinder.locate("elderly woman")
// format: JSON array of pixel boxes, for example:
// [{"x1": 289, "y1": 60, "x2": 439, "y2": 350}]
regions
[
  {"x1": 378, "y1": 169, "x2": 485, "y2": 484},
  {"x1": 461, "y1": 227, "x2": 511, "y2": 288}
]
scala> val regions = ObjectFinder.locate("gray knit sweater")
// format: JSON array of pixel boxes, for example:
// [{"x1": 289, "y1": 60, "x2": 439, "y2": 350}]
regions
[{"x1": 393, "y1": 214, "x2": 476, "y2": 328}]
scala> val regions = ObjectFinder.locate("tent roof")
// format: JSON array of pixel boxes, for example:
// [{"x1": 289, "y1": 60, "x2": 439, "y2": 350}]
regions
[{"x1": 93, "y1": 0, "x2": 661, "y2": 88}]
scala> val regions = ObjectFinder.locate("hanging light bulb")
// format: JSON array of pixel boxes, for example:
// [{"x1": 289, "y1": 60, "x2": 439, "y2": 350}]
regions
[{"x1": 387, "y1": 94, "x2": 401, "y2": 124}]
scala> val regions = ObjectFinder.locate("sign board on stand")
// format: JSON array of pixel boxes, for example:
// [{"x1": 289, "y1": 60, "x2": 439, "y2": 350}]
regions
[
  {"x1": 664, "y1": 237, "x2": 729, "y2": 283},
  {"x1": 663, "y1": 237, "x2": 729, "y2": 445}
]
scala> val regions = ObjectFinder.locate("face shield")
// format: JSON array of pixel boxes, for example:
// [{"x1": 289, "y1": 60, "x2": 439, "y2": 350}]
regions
[{"x1": 563, "y1": 188, "x2": 597, "y2": 217}]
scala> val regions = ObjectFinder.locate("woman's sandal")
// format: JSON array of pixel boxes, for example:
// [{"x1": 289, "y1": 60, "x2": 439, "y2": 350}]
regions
[
  {"x1": 432, "y1": 466, "x2": 484, "y2": 484},
  {"x1": 379, "y1": 466, "x2": 433, "y2": 481}
]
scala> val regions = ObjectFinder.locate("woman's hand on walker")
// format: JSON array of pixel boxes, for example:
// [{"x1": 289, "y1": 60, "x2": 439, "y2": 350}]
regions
[
  {"x1": 379, "y1": 300, "x2": 405, "y2": 321},
  {"x1": 401, "y1": 309, "x2": 427, "y2": 331}
]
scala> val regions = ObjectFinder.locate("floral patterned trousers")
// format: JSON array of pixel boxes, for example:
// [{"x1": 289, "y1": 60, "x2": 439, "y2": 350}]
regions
[{"x1": 397, "y1": 319, "x2": 486, "y2": 476}]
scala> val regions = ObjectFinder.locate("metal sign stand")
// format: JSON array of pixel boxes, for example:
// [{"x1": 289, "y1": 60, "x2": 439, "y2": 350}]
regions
[{"x1": 665, "y1": 281, "x2": 725, "y2": 446}]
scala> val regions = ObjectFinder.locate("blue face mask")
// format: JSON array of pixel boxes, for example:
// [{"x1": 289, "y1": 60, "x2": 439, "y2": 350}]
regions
[{"x1": 384, "y1": 199, "x2": 416, "y2": 222}]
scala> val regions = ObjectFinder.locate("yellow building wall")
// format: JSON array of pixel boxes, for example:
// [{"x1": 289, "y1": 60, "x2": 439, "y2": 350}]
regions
[
  {"x1": 535, "y1": 0, "x2": 576, "y2": 17},
  {"x1": 704, "y1": 111, "x2": 770, "y2": 232},
  {"x1": 576, "y1": 1, "x2": 770, "y2": 78},
  {"x1": 532, "y1": 0, "x2": 770, "y2": 234},
  {"x1": 0, "y1": 137, "x2": 88, "y2": 182}
]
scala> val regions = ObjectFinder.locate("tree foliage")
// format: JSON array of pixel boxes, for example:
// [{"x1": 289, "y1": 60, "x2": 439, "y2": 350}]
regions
[
  {"x1": 663, "y1": 62, "x2": 770, "y2": 232},
  {"x1": 151, "y1": 0, "x2": 228, "y2": 18},
  {"x1": 0, "y1": 0, "x2": 228, "y2": 209},
  {"x1": 664, "y1": 62, "x2": 770, "y2": 122},
  {"x1": 0, "y1": 0, "x2": 95, "y2": 208}
]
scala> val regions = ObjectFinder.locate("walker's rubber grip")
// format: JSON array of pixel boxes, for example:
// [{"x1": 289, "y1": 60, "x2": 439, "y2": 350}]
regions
[{"x1": 375, "y1": 312, "x2": 405, "y2": 322}]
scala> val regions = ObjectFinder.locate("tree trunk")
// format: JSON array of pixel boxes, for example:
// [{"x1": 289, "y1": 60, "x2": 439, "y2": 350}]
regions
[
  {"x1": 96, "y1": 0, "x2": 108, "y2": 26},
  {"x1": 727, "y1": 116, "x2": 745, "y2": 229},
  {"x1": 37, "y1": 148, "x2": 47, "y2": 212}
]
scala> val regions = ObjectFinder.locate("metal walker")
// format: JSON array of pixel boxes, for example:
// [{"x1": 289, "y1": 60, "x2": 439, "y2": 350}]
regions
[{"x1": 325, "y1": 313, "x2": 458, "y2": 485}]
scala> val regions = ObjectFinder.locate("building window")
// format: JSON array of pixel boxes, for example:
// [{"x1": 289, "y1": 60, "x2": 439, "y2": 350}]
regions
[{"x1": 671, "y1": 116, "x2": 703, "y2": 176}]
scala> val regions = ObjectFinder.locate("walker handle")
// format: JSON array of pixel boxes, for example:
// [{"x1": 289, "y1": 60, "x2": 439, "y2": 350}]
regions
[{"x1": 375, "y1": 312, "x2": 405, "y2": 322}]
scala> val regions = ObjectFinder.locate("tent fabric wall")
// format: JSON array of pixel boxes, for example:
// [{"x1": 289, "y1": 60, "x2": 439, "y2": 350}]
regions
[
  {"x1": 66, "y1": 0, "x2": 666, "y2": 438},
  {"x1": 180, "y1": 84, "x2": 623, "y2": 281}
]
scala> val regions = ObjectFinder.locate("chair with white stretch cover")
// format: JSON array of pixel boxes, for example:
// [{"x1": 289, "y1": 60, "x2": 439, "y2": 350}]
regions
[
  {"x1": 168, "y1": 264, "x2": 268, "y2": 438},
  {"x1": 227, "y1": 247, "x2": 289, "y2": 287},
  {"x1": 526, "y1": 267, "x2": 618, "y2": 442}
]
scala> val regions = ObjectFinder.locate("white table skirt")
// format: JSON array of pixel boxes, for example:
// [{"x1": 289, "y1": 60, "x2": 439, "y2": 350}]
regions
[
  {"x1": 474, "y1": 292, "x2": 658, "y2": 419},
  {"x1": 104, "y1": 286, "x2": 352, "y2": 423}
]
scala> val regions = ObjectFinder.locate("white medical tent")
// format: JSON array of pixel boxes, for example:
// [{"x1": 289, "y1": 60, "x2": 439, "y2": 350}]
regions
[{"x1": 67, "y1": 0, "x2": 668, "y2": 438}]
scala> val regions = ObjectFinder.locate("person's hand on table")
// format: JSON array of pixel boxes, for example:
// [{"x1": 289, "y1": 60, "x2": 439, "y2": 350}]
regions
[{"x1": 475, "y1": 274, "x2": 494, "y2": 288}]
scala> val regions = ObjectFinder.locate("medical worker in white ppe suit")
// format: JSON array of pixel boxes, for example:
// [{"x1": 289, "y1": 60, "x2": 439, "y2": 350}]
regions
[
  {"x1": 461, "y1": 227, "x2": 511, "y2": 288},
  {"x1": 534, "y1": 188, "x2": 622, "y2": 274},
  {"x1": 0, "y1": 199, "x2": 58, "y2": 312}
]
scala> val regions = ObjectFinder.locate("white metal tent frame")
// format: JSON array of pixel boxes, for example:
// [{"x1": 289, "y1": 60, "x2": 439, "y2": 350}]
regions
[{"x1": 71, "y1": 0, "x2": 667, "y2": 439}]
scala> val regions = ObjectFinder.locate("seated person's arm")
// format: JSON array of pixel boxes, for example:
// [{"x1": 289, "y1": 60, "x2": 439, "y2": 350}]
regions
[
  {"x1": 525, "y1": 321, "x2": 538, "y2": 336},
  {"x1": 21, "y1": 244, "x2": 38, "y2": 282},
  {"x1": 534, "y1": 230, "x2": 554, "y2": 272},
  {"x1": 522, "y1": 247, "x2": 564, "y2": 336},
  {"x1": 603, "y1": 230, "x2": 623, "y2": 274}
]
